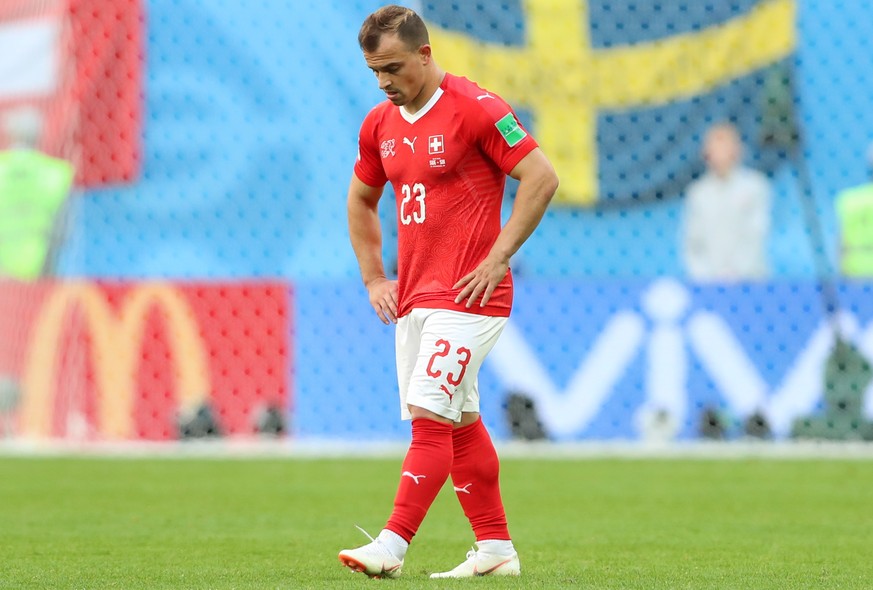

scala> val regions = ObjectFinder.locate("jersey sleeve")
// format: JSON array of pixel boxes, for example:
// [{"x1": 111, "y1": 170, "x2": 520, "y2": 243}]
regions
[
  {"x1": 469, "y1": 93, "x2": 538, "y2": 175},
  {"x1": 353, "y1": 110, "x2": 388, "y2": 188}
]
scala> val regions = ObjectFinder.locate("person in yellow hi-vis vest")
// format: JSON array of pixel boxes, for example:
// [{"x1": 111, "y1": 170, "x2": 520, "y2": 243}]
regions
[
  {"x1": 835, "y1": 144, "x2": 873, "y2": 278},
  {"x1": 0, "y1": 106, "x2": 74, "y2": 280}
]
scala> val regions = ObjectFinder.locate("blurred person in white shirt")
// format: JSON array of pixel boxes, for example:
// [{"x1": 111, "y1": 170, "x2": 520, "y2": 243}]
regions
[{"x1": 681, "y1": 123, "x2": 772, "y2": 282}]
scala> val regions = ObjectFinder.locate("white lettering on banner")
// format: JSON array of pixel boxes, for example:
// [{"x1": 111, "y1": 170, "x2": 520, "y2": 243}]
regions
[
  {"x1": 865, "y1": 329, "x2": 873, "y2": 419},
  {"x1": 487, "y1": 312, "x2": 646, "y2": 439},
  {"x1": 641, "y1": 279, "x2": 690, "y2": 431},
  {"x1": 688, "y1": 312, "x2": 873, "y2": 436},
  {"x1": 486, "y1": 278, "x2": 873, "y2": 439},
  {"x1": 686, "y1": 313, "x2": 769, "y2": 417}
]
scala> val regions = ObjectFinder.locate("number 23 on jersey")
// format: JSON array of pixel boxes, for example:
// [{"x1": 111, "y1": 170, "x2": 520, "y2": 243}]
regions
[{"x1": 400, "y1": 182, "x2": 426, "y2": 225}]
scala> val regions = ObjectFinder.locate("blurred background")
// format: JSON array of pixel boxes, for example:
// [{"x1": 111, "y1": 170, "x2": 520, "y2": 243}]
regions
[{"x1": 1, "y1": 0, "x2": 871, "y2": 446}]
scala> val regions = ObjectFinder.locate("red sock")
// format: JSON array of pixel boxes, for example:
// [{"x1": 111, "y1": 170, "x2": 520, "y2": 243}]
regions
[
  {"x1": 385, "y1": 418, "x2": 454, "y2": 543},
  {"x1": 450, "y1": 417, "x2": 510, "y2": 541}
]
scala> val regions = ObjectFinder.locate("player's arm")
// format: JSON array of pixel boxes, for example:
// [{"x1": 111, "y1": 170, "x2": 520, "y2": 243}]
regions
[
  {"x1": 348, "y1": 172, "x2": 398, "y2": 324},
  {"x1": 454, "y1": 147, "x2": 558, "y2": 307}
]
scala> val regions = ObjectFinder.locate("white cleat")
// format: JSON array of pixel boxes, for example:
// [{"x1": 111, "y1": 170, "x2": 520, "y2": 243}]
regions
[
  {"x1": 338, "y1": 527, "x2": 403, "y2": 579},
  {"x1": 429, "y1": 546, "x2": 521, "y2": 578}
]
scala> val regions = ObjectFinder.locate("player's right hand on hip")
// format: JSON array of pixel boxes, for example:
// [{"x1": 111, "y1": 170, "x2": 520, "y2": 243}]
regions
[{"x1": 366, "y1": 277, "x2": 399, "y2": 324}]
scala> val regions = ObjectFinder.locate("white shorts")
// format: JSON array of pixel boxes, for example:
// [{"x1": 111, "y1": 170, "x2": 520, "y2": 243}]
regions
[{"x1": 395, "y1": 308, "x2": 507, "y2": 422}]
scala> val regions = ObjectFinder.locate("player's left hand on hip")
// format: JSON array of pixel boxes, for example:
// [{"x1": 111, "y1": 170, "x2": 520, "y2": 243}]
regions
[{"x1": 453, "y1": 259, "x2": 508, "y2": 308}]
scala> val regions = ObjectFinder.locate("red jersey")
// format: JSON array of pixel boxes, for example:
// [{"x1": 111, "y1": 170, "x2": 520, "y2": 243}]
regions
[{"x1": 354, "y1": 73, "x2": 538, "y2": 318}]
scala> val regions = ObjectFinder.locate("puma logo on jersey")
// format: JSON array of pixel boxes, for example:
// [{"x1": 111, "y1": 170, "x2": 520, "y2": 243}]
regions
[
  {"x1": 402, "y1": 471, "x2": 426, "y2": 485},
  {"x1": 403, "y1": 136, "x2": 418, "y2": 153},
  {"x1": 453, "y1": 483, "x2": 473, "y2": 494},
  {"x1": 476, "y1": 92, "x2": 494, "y2": 101}
]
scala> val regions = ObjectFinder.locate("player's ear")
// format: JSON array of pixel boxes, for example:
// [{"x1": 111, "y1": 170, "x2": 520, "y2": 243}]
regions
[{"x1": 418, "y1": 44, "x2": 432, "y2": 65}]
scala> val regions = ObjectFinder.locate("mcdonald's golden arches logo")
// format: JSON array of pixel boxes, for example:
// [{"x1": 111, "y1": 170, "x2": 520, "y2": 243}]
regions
[{"x1": 21, "y1": 283, "x2": 210, "y2": 439}]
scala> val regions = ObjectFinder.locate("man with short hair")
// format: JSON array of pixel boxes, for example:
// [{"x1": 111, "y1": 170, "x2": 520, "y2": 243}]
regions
[
  {"x1": 681, "y1": 122, "x2": 772, "y2": 282},
  {"x1": 338, "y1": 4, "x2": 558, "y2": 580}
]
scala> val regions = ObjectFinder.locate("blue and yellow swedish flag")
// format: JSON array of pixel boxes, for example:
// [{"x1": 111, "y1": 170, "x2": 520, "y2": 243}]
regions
[{"x1": 423, "y1": 0, "x2": 796, "y2": 205}]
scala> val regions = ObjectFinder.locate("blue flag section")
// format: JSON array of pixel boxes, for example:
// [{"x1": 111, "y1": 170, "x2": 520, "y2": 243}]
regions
[
  {"x1": 596, "y1": 65, "x2": 791, "y2": 203},
  {"x1": 423, "y1": 0, "x2": 796, "y2": 205},
  {"x1": 422, "y1": 0, "x2": 526, "y2": 46},
  {"x1": 292, "y1": 279, "x2": 873, "y2": 442},
  {"x1": 590, "y1": 0, "x2": 793, "y2": 203}
]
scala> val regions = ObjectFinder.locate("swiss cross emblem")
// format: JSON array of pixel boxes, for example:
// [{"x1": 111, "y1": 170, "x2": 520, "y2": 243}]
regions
[{"x1": 428, "y1": 135, "x2": 444, "y2": 155}]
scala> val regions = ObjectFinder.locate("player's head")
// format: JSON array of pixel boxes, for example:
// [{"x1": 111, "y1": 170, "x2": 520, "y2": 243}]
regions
[
  {"x1": 358, "y1": 5, "x2": 436, "y2": 109},
  {"x1": 702, "y1": 122, "x2": 742, "y2": 178}
]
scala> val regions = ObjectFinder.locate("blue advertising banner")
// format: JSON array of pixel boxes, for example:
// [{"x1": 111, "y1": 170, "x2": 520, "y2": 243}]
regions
[{"x1": 293, "y1": 279, "x2": 873, "y2": 442}]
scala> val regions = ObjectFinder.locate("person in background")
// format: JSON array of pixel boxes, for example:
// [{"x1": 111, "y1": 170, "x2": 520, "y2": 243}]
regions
[
  {"x1": 0, "y1": 106, "x2": 74, "y2": 280},
  {"x1": 681, "y1": 122, "x2": 772, "y2": 282},
  {"x1": 339, "y1": 4, "x2": 558, "y2": 580},
  {"x1": 835, "y1": 142, "x2": 873, "y2": 277}
]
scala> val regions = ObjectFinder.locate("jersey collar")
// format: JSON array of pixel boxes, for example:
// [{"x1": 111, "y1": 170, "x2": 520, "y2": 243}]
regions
[{"x1": 400, "y1": 86, "x2": 444, "y2": 124}]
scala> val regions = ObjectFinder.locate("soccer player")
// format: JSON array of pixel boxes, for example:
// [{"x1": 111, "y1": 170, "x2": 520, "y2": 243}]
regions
[{"x1": 338, "y1": 5, "x2": 558, "y2": 580}]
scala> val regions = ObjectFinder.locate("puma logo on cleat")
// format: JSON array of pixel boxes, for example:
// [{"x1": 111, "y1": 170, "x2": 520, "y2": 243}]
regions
[
  {"x1": 402, "y1": 471, "x2": 426, "y2": 484},
  {"x1": 453, "y1": 483, "x2": 473, "y2": 494}
]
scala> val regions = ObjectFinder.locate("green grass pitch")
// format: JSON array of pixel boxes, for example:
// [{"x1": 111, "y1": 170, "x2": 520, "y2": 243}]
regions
[{"x1": 1, "y1": 454, "x2": 871, "y2": 589}]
